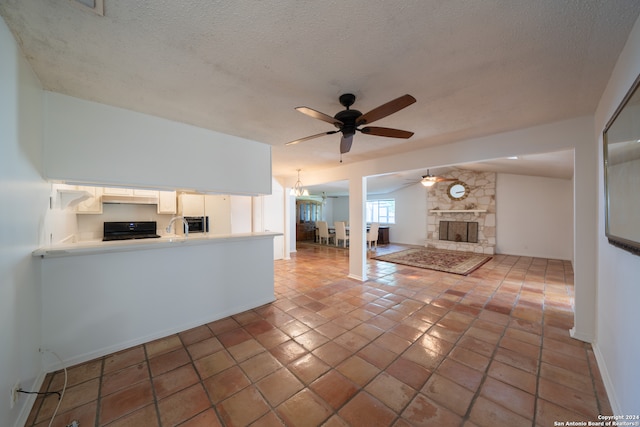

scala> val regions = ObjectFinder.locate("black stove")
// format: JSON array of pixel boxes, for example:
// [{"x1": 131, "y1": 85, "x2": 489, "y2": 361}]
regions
[{"x1": 103, "y1": 221, "x2": 161, "y2": 241}]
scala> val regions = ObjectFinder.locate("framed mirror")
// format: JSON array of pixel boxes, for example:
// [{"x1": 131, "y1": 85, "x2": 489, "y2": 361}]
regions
[{"x1": 603, "y1": 73, "x2": 640, "y2": 256}]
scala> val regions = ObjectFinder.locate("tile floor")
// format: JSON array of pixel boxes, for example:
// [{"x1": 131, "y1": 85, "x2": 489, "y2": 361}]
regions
[{"x1": 26, "y1": 243, "x2": 611, "y2": 426}]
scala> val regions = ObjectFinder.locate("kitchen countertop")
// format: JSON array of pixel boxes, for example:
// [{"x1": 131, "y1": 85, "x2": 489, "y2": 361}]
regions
[{"x1": 32, "y1": 231, "x2": 282, "y2": 258}]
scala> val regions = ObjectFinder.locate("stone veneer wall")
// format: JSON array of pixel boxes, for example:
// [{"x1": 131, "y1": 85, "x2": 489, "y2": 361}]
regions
[{"x1": 426, "y1": 170, "x2": 496, "y2": 254}]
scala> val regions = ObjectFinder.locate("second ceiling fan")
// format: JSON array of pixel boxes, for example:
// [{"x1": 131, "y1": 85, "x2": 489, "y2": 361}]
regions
[
  {"x1": 286, "y1": 93, "x2": 416, "y2": 157},
  {"x1": 408, "y1": 170, "x2": 458, "y2": 187}
]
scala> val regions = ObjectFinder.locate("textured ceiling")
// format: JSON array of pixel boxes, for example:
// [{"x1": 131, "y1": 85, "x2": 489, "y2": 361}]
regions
[{"x1": 1, "y1": 0, "x2": 639, "y2": 182}]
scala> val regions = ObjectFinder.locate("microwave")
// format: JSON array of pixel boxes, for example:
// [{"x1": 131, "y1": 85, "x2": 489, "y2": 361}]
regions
[{"x1": 184, "y1": 216, "x2": 209, "y2": 233}]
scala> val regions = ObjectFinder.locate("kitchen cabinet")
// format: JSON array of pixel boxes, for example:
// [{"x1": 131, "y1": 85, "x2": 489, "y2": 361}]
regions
[
  {"x1": 103, "y1": 187, "x2": 157, "y2": 197},
  {"x1": 75, "y1": 186, "x2": 103, "y2": 214},
  {"x1": 178, "y1": 193, "x2": 206, "y2": 216},
  {"x1": 158, "y1": 191, "x2": 177, "y2": 214},
  {"x1": 102, "y1": 187, "x2": 130, "y2": 196},
  {"x1": 76, "y1": 186, "x2": 176, "y2": 214},
  {"x1": 205, "y1": 195, "x2": 231, "y2": 235}
]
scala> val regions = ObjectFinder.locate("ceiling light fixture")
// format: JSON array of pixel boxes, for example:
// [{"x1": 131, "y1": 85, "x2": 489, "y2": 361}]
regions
[
  {"x1": 420, "y1": 178, "x2": 436, "y2": 187},
  {"x1": 290, "y1": 169, "x2": 309, "y2": 197}
]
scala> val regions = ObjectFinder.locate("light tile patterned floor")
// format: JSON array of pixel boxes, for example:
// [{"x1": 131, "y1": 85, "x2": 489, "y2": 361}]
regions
[{"x1": 26, "y1": 243, "x2": 611, "y2": 426}]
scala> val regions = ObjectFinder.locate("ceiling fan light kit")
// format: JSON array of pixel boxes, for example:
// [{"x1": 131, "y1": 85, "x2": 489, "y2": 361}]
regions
[
  {"x1": 418, "y1": 169, "x2": 458, "y2": 187},
  {"x1": 286, "y1": 93, "x2": 416, "y2": 158}
]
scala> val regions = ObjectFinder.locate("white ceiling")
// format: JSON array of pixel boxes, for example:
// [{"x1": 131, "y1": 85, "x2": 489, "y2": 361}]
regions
[{"x1": 1, "y1": 1, "x2": 639, "y2": 188}]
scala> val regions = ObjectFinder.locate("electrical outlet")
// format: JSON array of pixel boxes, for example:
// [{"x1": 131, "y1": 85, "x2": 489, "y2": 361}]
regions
[{"x1": 10, "y1": 380, "x2": 20, "y2": 409}]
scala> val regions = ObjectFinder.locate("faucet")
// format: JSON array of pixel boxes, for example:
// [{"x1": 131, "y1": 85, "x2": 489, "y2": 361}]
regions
[{"x1": 166, "y1": 216, "x2": 189, "y2": 238}]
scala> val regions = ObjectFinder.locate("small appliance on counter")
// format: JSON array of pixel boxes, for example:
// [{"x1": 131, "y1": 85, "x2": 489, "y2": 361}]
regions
[
  {"x1": 103, "y1": 221, "x2": 161, "y2": 241},
  {"x1": 184, "y1": 216, "x2": 209, "y2": 234}
]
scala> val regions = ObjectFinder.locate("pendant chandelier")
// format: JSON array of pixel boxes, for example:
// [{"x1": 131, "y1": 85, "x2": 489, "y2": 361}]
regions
[{"x1": 290, "y1": 169, "x2": 309, "y2": 196}]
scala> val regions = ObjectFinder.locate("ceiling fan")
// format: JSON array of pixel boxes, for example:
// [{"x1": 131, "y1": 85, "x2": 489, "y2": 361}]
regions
[
  {"x1": 413, "y1": 170, "x2": 458, "y2": 187},
  {"x1": 286, "y1": 93, "x2": 416, "y2": 158},
  {"x1": 321, "y1": 191, "x2": 338, "y2": 203}
]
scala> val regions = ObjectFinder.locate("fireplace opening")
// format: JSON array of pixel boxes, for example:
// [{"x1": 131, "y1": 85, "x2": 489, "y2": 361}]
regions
[{"x1": 439, "y1": 221, "x2": 479, "y2": 243}]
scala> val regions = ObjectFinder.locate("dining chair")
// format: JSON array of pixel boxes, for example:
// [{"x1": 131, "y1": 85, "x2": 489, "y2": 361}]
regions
[
  {"x1": 317, "y1": 221, "x2": 335, "y2": 245},
  {"x1": 334, "y1": 221, "x2": 349, "y2": 248},
  {"x1": 367, "y1": 222, "x2": 380, "y2": 250}
]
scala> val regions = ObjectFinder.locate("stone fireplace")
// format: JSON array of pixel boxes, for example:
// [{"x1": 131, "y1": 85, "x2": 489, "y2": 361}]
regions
[{"x1": 425, "y1": 170, "x2": 496, "y2": 255}]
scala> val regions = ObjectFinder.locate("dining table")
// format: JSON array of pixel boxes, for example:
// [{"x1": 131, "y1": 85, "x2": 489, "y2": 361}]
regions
[{"x1": 322, "y1": 225, "x2": 389, "y2": 245}]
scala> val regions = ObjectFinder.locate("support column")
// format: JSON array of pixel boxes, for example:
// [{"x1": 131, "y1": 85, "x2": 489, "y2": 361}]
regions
[{"x1": 348, "y1": 176, "x2": 367, "y2": 281}]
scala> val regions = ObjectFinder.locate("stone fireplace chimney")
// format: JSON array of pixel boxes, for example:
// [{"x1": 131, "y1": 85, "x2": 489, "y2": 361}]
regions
[{"x1": 425, "y1": 171, "x2": 496, "y2": 255}]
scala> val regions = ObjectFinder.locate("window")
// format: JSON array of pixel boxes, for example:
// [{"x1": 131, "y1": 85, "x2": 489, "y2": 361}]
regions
[{"x1": 366, "y1": 199, "x2": 395, "y2": 224}]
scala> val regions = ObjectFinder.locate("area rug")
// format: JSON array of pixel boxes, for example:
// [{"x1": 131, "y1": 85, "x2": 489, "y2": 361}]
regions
[{"x1": 373, "y1": 248, "x2": 492, "y2": 275}]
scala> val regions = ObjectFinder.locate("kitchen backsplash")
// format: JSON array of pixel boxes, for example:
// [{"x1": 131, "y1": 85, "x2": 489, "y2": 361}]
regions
[{"x1": 76, "y1": 204, "x2": 175, "y2": 241}]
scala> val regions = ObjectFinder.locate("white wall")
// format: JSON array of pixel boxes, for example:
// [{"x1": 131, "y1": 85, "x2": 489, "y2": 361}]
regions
[
  {"x1": 229, "y1": 196, "x2": 252, "y2": 234},
  {"x1": 496, "y1": 173, "x2": 573, "y2": 259},
  {"x1": 43, "y1": 92, "x2": 272, "y2": 195},
  {"x1": 253, "y1": 178, "x2": 285, "y2": 259},
  {"x1": 593, "y1": 15, "x2": 640, "y2": 416},
  {"x1": 331, "y1": 197, "x2": 349, "y2": 224},
  {"x1": 368, "y1": 183, "x2": 428, "y2": 246},
  {"x1": 0, "y1": 17, "x2": 48, "y2": 427},
  {"x1": 362, "y1": 173, "x2": 573, "y2": 256}
]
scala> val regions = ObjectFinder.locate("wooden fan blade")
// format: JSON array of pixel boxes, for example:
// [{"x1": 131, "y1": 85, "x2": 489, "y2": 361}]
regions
[
  {"x1": 340, "y1": 134, "x2": 354, "y2": 154},
  {"x1": 356, "y1": 94, "x2": 416, "y2": 125},
  {"x1": 360, "y1": 126, "x2": 414, "y2": 139},
  {"x1": 296, "y1": 107, "x2": 344, "y2": 126},
  {"x1": 286, "y1": 131, "x2": 337, "y2": 146},
  {"x1": 435, "y1": 177, "x2": 458, "y2": 182}
]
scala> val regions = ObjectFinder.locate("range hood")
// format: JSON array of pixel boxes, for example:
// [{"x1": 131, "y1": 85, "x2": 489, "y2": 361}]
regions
[{"x1": 101, "y1": 194, "x2": 159, "y2": 205}]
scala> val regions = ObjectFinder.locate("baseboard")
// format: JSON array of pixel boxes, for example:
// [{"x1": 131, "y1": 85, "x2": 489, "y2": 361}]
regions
[
  {"x1": 570, "y1": 326, "x2": 594, "y2": 343},
  {"x1": 13, "y1": 371, "x2": 46, "y2": 427},
  {"x1": 42, "y1": 295, "x2": 276, "y2": 371},
  {"x1": 591, "y1": 340, "x2": 622, "y2": 415}
]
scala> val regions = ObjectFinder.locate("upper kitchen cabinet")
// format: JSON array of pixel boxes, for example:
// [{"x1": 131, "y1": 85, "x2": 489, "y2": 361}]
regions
[
  {"x1": 74, "y1": 186, "x2": 177, "y2": 214},
  {"x1": 75, "y1": 186, "x2": 103, "y2": 214},
  {"x1": 103, "y1": 187, "x2": 157, "y2": 197},
  {"x1": 157, "y1": 191, "x2": 177, "y2": 215},
  {"x1": 179, "y1": 193, "x2": 205, "y2": 216},
  {"x1": 43, "y1": 93, "x2": 272, "y2": 195}
]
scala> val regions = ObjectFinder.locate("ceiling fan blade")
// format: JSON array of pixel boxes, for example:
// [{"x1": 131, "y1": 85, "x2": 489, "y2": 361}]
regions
[
  {"x1": 340, "y1": 134, "x2": 354, "y2": 154},
  {"x1": 356, "y1": 94, "x2": 416, "y2": 125},
  {"x1": 360, "y1": 126, "x2": 414, "y2": 139},
  {"x1": 420, "y1": 174, "x2": 457, "y2": 183},
  {"x1": 295, "y1": 107, "x2": 344, "y2": 126},
  {"x1": 286, "y1": 130, "x2": 338, "y2": 146}
]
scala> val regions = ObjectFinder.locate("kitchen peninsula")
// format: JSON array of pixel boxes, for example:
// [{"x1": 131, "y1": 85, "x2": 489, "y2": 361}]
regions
[
  {"x1": 31, "y1": 93, "x2": 277, "y2": 370},
  {"x1": 34, "y1": 230, "x2": 279, "y2": 368}
]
